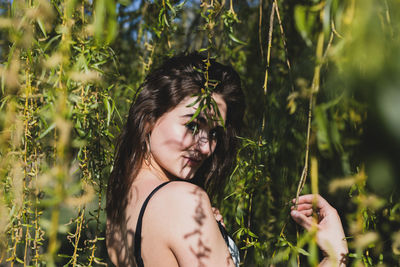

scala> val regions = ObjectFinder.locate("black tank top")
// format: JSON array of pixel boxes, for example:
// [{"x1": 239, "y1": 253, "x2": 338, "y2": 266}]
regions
[{"x1": 133, "y1": 181, "x2": 235, "y2": 267}]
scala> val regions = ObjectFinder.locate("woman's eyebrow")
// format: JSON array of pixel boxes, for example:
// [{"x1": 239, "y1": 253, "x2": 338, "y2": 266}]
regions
[{"x1": 182, "y1": 114, "x2": 207, "y2": 124}]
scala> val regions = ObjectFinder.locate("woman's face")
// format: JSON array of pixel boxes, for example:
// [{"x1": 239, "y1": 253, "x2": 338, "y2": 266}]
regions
[{"x1": 148, "y1": 94, "x2": 227, "y2": 180}]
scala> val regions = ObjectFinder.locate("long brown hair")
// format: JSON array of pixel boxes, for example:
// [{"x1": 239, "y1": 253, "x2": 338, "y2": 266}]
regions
[{"x1": 106, "y1": 53, "x2": 245, "y2": 224}]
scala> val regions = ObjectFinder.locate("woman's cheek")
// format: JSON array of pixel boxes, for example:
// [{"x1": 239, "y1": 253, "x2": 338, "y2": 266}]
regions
[{"x1": 180, "y1": 132, "x2": 195, "y2": 149}]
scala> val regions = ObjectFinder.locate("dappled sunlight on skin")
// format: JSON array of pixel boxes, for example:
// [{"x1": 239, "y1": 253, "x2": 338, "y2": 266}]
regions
[
  {"x1": 144, "y1": 94, "x2": 225, "y2": 182},
  {"x1": 146, "y1": 118, "x2": 217, "y2": 181},
  {"x1": 179, "y1": 130, "x2": 203, "y2": 179},
  {"x1": 183, "y1": 186, "x2": 234, "y2": 267},
  {"x1": 144, "y1": 138, "x2": 200, "y2": 181},
  {"x1": 106, "y1": 216, "x2": 136, "y2": 266},
  {"x1": 180, "y1": 129, "x2": 215, "y2": 180},
  {"x1": 107, "y1": 186, "x2": 141, "y2": 266},
  {"x1": 108, "y1": 183, "x2": 234, "y2": 267},
  {"x1": 183, "y1": 187, "x2": 211, "y2": 266}
]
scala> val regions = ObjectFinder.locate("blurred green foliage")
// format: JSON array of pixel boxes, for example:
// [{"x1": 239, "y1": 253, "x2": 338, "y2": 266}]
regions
[{"x1": 0, "y1": 0, "x2": 399, "y2": 266}]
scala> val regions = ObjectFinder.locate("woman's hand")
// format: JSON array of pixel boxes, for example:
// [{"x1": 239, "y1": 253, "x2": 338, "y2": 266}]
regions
[
  {"x1": 212, "y1": 207, "x2": 225, "y2": 227},
  {"x1": 291, "y1": 194, "x2": 348, "y2": 266}
]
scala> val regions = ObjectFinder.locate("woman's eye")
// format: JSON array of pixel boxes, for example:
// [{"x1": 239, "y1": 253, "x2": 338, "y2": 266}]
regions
[
  {"x1": 186, "y1": 122, "x2": 199, "y2": 134},
  {"x1": 209, "y1": 128, "x2": 220, "y2": 140}
]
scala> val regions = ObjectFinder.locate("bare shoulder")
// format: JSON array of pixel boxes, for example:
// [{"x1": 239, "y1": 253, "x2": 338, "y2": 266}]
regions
[
  {"x1": 158, "y1": 181, "x2": 209, "y2": 202},
  {"x1": 161, "y1": 180, "x2": 207, "y2": 194},
  {"x1": 146, "y1": 181, "x2": 212, "y2": 220},
  {"x1": 143, "y1": 181, "x2": 234, "y2": 267}
]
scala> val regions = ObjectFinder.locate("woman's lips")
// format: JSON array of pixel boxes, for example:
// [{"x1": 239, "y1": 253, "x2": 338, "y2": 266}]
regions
[{"x1": 184, "y1": 156, "x2": 202, "y2": 166}]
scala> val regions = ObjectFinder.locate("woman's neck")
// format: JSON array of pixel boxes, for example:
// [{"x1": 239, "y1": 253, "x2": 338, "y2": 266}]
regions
[{"x1": 138, "y1": 161, "x2": 172, "y2": 183}]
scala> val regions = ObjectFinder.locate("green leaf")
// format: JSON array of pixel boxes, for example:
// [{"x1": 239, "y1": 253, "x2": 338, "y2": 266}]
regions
[
  {"x1": 188, "y1": 101, "x2": 203, "y2": 123},
  {"x1": 103, "y1": 96, "x2": 114, "y2": 127},
  {"x1": 296, "y1": 247, "x2": 310, "y2": 256},
  {"x1": 37, "y1": 18, "x2": 47, "y2": 38},
  {"x1": 176, "y1": 0, "x2": 186, "y2": 9},
  {"x1": 186, "y1": 95, "x2": 202, "y2": 108},
  {"x1": 43, "y1": 35, "x2": 62, "y2": 52},
  {"x1": 58, "y1": 254, "x2": 71, "y2": 258},
  {"x1": 163, "y1": 13, "x2": 170, "y2": 27},
  {"x1": 247, "y1": 230, "x2": 258, "y2": 238},
  {"x1": 38, "y1": 123, "x2": 56, "y2": 139},
  {"x1": 294, "y1": 5, "x2": 316, "y2": 46},
  {"x1": 228, "y1": 33, "x2": 247, "y2": 45},
  {"x1": 166, "y1": 1, "x2": 176, "y2": 17},
  {"x1": 15, "y1": 257, "x2": 24, "y2": 264},
  {"x1": 158, "y1": 7, "x2": 165, "y2": 25}
]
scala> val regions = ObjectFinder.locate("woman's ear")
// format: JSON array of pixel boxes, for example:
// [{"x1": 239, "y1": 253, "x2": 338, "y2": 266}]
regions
[{"x1": 144, "y1": 122, "x2": 153, "y2": 136}]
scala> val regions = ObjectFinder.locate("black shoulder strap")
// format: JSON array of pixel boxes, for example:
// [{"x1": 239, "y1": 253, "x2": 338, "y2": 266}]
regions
[
  {"x1": 134, "y1": 181, "x2": 172, "y2": 267},
  {"x1": 217, "y1": 220, "x2": 229, "y2": 245}
]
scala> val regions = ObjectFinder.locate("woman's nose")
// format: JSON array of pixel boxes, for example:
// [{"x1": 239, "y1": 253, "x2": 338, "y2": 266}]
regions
[{"x1": 195, "y1": 135, "x2": 213, "y2": 155}]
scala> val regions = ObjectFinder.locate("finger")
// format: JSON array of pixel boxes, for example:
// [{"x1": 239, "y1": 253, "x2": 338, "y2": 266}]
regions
[
  {"x1": 216, "y1": 215, "x2": 225, "y2": 228},
  {"x1": 297, "y1": 209, "x2": 313, "y2": 217},
  {"x1": 293, "y1": 195, "x2": 318, "y2": 204},
  {"x1": 291, "y1": 210, "x2": 312, "y2": 230},
  {"x1": 295, "y1": 203, "x2": 313, "y2": 211},
  {"x1": 291, "y1": 206, "x2": 314, "y2": 216},
  {"x1": 212, "y1": 207, "x2": 221, "y2": 216},
  {"x1": 214, "y1": 213, "x2": 223, "y2": 221},
  {"x1": 293, "y1": 194, "x2": 330, "y2": 209},
  {"x1": 212, "y1": 207, "x2": 220, "y2": 217},
  {"x1": 291, "y1": 203, "x2": 313, "y2": 210},
  {"x1": 211, "y1": 207, "x2": 224, "y2": 223}
]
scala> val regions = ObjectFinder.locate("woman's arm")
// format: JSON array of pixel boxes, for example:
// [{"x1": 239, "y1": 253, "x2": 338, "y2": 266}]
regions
[
  {"x1": 148, "y1": 182, "x2": 235, "y2": 267},
  {"x1": 290, "y1": 194, "x2": 348, "y2": 266}
]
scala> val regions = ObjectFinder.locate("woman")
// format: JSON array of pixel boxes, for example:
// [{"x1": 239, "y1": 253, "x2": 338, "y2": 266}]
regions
[{"x1": 106, "y1": 53, "x2": 348, "y2": 266}]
